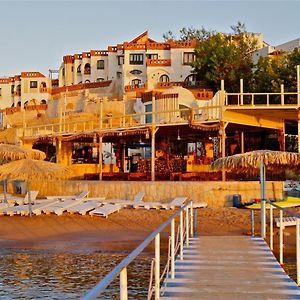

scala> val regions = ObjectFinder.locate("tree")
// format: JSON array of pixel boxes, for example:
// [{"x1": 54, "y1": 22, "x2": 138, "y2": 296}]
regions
[{"x1": 164, "y1": 23, "x2": 258, "y2": 92}]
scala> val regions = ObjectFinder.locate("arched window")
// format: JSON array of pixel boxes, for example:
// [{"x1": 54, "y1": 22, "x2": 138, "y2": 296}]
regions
[
  {"x1": 84, "y1": 63, "x2": 91, "y2": 75},
  {"x1": 40, "y1": 82, "x2": 47, "y2": 93},
  {"x1": 85, "y1": 80, "x2": 90, "y2": 83},
  {"x1": 40, "y1": 82, "x2": 47, "y2": 88},
  {"x1": 131, "y1": 79, "x2": 141, "y2": 86},
  {"x1": 184, "y1": 74, "x2": 197, "y2": 82},
  {"x1": 159, "y1": 74, "x2": 169, "y2": 82},
  {"x1": 17, "y1": 101, "x2": 22, "y2": 107},
  {"x1": 96, "y1": 78, "x2": 105, "y2": 82},
  {"x1": 41, "y1": 99, "x2": 47, "y2": 104},
  {"x1": 77, "y1": 64, "x2": 81, "y2": 74}
]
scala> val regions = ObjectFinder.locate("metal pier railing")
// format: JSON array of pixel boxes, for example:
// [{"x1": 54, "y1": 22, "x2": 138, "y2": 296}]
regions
[
  {"x1": 82, "y1": 200, "x2": 194, "y2": 300},
  {"x1": 253, "y1": 200, "x2": 300, "y2": 285}
]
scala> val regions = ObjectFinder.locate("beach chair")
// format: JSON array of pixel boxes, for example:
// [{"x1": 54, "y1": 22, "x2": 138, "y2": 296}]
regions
[
  {"x1": 85, "y1": 192, "x2": 145, "y2": 207},
  {"x1": 46, "y1": 190, "x2": 89, "y2": 200},
  {"x1": 43, "y1": 199, "x2": 85, "y2": 216},
  {"x1": 275, "y1": 216, "x2": 297, "y2": 228},
  {"x1": 89, "y1": 204, "x2": 122, "y2": 218},
  {"x1": 31, "y1": 199, "x2": 62, "y2": 215},
  {"x1": 7, "y1": 191, "x2": 39, "y2": 205},
  {"x1": 67, "y1": 200, "x2": 103, "y2": 215},
  {"x1": 161, "y1": 197, "x2": 187, "y2": 210}
]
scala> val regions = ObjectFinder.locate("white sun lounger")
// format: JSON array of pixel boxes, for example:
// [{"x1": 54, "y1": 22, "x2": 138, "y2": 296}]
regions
[
  {"x1": 43, "y1": 199, "x2": 85, "y2": 216},
  {"x1": 275, "y1": 216, "x2": 297, "y2": 228},
  {"x1": 85, "y1": 192, "x2": 145, "y2": 207},
  {"x1": 89, "y1": 204, "x2": 122, "y2": 218},
  {"x1": 31, "y1": 199, "x2": 62, "y2": 215},
  {"x1": 161, "y1": 197, "x2": 187, "y2": 210},
  {"x1": 67, "y1": 200, "x2": 103, "y2": 215},
  {"x1": 7, "y1": 191, "x2": 39, "y2": 205},
  {"x1": 46, "y1": 190, "x2": 89, "y2": 200}
]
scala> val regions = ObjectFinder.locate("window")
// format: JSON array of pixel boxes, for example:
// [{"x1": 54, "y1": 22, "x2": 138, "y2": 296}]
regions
[
  {"x1": 11, "y1": 85, "x2": 14, "y2": 94},
  {"x1": 130, "y1": 69, "x2": 142, "y2": 75},
  {"x1": 62, "y1": 68, "x2": 65, "y2": 76},
  {"x1": 183, "y1": 52, "x2": 196, "y2": 65},
  {"x1": 116, "y1": 72, "x2": 122, "y2": 79},
  {"x1": 96, "y1": 78, "x2": 105, "y2": 82},
  {"x1": 97, "y1": 60, "x2": 105, "y2": 69},
  {"x1": 146, "y1": 54, "x2": 158, "y2": 60},
  {"x1": 30, "y1": 81, "x2": 38, "y2": 88},
  {"x1": 159, "y1": 74, "x2": 169, "y2": 82},
  {"x1": 131, "y1": 79, "x2": 142, "y2": 86},
  {"x1": 129, "y1": 53, "x2": 143, "y2": 65},
  {"x1": 84, "y1": 63, "x2": 91, "y2": 75},
  {"x1": 118, "y1": 56, "x2": 124, "y2": 65},
  {"x1": 77, "y1": 64, "x2": 81, "y2": 73},
  {"x1": 85, "y1": 80, "x2": 90, "y2": 83},
  {"x1": 185, "y1": 74, "x2": 197, "y2": 82},
  {"x1": 0, "y1": 88, "x2": 1, "y2": 96}
]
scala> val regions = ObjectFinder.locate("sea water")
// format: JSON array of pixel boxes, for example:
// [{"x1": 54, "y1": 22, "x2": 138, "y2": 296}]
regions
[{"x1": 0, "y1": 249, "x2": 152, "y2": 299}]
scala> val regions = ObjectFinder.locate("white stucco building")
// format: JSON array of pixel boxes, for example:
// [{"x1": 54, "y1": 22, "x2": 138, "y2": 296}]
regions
[
  {"x1": 58, "y1": 31, "x2": 198, "y2": 92},
  {"x1": 0, "y1": 72, "x2": 51, "y2": 109}
]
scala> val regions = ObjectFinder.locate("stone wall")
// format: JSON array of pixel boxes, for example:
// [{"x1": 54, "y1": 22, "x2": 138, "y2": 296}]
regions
[{"x1": 27, "y1": 180, "x2": 283, "y2": 208}]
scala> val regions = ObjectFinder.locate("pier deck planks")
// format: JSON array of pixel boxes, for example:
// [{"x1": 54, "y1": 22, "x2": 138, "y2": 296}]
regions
[{"x1": 161, "y1": 236, "x2": 300, "y2": 299}]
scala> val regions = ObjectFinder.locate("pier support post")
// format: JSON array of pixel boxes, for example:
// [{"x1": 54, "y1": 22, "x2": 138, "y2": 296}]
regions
[
  {"x1": 120, "y1": 267, "x2": 128, "y2": 300},
  {"x1": 99, "y1": 135, "x2": 103, "y2": 181},
  {"x1": 280, "y1": 210, "x2": 283, "y2": 265},
  {"x1": 171, "y1": 219, "x2": 175, "y2": 279},
  {"x1": 297, "y1": 218, "x2": 300, "y2": 285},
  {"x1": 180, "y1": 211, "x2": 183, "y2": 260},
  {"x1": 186, "y1": 206, "x2": 189, "y2": 247},
  {"x1": 155, "y1": 233, "x2": 160, "y2": 300}
]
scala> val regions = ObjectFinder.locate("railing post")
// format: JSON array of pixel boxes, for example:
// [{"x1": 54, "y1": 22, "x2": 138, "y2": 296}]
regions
[
  {"x1": 186, "y1": 206, "x2": 189, "y2": 247},
  {"x1": 190, "y1": 201, "x2": 194, "y2": 237},
  {"x1": 280, "y1": 210, "x2": 283, "y2": 265},
  {"x1": 171, "y1": 219, "x2": 175, "y2": 279},
  {"x1": 180, "y1": 211, "x2": 183, "y2": 260},
  {"x1": 120, "y1": 267, "x2": 128, "y2": 300},
  {"x1": 270, "y1": 204, "x2": 273, "y2": 250},
  {"x1": 251, "y1": 210, "x2": 255, "y2": 237},
  {"x1": 155, "y1": 233, "x2": 160, "y2": 300},
  {"x1": 297, "y1": 218, "x2": 300, "y2": 285}
]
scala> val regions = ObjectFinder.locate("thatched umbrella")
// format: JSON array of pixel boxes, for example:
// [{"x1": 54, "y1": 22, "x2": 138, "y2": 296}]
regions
[
  {"x1": 211, "y1": 150, "x2": 300, "y2": 237},
  {"x1": 0, "y1": 144, "x2": 46, "y2": 203},
  {"x1": 0, "y1": 159, "x2": 72, "y2": 216},
  {"x1": 0, "y1": 144, "x2": 46, "y2": 161}
]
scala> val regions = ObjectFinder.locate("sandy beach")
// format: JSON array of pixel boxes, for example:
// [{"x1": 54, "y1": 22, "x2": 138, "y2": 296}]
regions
[{"x1": 0, "y1": 207, "x2": 298, "y2": 256}]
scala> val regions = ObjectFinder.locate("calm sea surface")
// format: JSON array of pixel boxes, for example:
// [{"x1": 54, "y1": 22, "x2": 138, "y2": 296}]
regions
[
  {"x1": 0, "y1": 248, "x2": 297, "y2": 299},
  {"x1": 0, "y1": 249, "x2": 153, "y2": 299}
]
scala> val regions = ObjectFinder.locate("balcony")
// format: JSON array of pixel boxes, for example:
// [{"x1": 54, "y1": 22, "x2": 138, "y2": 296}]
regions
[
  {"x1": 146, "y1": 59, "x2": 171, "y2": 67},
  {"x1": 25, "y1": 104, "x2": 48, "y2": 111},
  {"x1": 84, "y1": 68, "x2": 91, "y2": 75},
  {"x1": 124, "y1": 83, "x2": 147, "y2": 93},
  {"x1": 157, "y1": 81, "x2": 207, "y2": 89},
  {"x1": 39, "y1": 87, "x2": 48, "y2": 93}
]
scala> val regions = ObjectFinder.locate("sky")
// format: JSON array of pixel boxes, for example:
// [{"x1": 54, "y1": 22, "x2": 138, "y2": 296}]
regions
[{"x1": 0, "y1": 0, "x2": 299, "y2": 77}]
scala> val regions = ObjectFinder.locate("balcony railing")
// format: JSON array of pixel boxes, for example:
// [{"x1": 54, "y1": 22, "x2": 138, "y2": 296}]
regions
[
  {"x1": 23, "y1": 104, "x2": 222, "y2": 138},
  {"x1": 124, "y1": 83, "x2": 147, "y2": 93},
  {"x1": 25, "y1": 104, "x2": 48, "y2": 111},
  {"x1": 39, "y1": 87, "x2": 48, "y2": 93},
  {"x1": 146, "y1": 59, "x2": 171, "y2": 67},
  {"x1": 157, "y1": 81, "x2": 206, "y2": 89},
  {"x1": 84, "y1": 69, "x2": 91, "y2": 75},
  {"x1": 225, "y1": 92, "x2": 298, "y2": 107}
]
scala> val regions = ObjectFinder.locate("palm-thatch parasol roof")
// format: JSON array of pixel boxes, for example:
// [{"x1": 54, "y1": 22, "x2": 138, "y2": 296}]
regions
[
  {"x1": 0, "y1": 144, "x2": 46, "y2": 161},
  {"x1": 0, "y1": 159, "x2": 72, "y2": 180},
  {"x1": 211, "y1": 150, "x2": 300, "y2": 172}
]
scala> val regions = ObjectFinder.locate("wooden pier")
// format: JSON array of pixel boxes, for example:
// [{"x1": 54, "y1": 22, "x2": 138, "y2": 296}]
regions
[{"x1": 161, "y1": 236, "x2": 300, "y2": 299}]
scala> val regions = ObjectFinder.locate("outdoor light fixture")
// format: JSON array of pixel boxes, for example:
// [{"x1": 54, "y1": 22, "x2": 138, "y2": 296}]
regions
[{"x1": 177, "y1": 129, "x2": 181, "y2": 141}]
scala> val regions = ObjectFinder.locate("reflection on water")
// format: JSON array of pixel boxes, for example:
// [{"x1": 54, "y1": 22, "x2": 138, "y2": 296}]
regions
[{"x1": 0, "y1": 249, "x2": 152, "y2": 299}]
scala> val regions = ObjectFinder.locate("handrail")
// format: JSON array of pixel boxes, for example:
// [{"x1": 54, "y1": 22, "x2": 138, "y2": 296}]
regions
[
  {"x1": 256, "y1": 199, "x2": 300, "y2": 285},
  {"x1": 82, "y1": 199, "x2": 193, "y2": 300}
]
